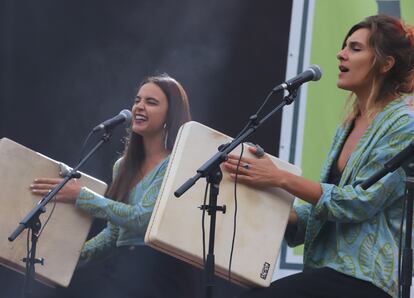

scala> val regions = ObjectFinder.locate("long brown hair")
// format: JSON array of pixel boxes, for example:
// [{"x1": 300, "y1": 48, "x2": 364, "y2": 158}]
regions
[
  {"x1": 343, "y1": 15, "x2": 414, "y2": 122},
  {"x1": 106, "y1": 74, "x2": 191, "y2": 203}
]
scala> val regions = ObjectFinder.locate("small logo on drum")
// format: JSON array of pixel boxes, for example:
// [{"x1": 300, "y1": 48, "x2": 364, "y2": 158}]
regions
[{"x1": 260, "y1": 262, "x2": 270, "y2": 279}]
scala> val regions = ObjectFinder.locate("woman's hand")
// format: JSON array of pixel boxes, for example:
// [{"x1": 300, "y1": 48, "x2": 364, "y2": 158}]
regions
[
  {"x1": 223, "y1": 146, "x2": 286, "y2": 189},
  {"x1": 30, "y1": 178, "x2": 81, "y2": 204}
]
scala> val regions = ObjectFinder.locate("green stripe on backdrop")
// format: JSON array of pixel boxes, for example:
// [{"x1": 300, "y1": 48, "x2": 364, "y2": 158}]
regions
[
  {"x1": 302, "y1": 1, "x2": 376, "y2": 182},
  {"x1": 401, "y1": 0, "x2": 414, "y2": 23}
]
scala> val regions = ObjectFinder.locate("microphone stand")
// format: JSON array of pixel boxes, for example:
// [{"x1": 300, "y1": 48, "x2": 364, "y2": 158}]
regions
[
  {"x1": 8, "y1": 132, "x2": 112, "y2": 298},
  {"x1": 360, "y1": 141, "x2": 414, "y2": 298},
  {"x1": 175, "y1": 88, "x2": 298, "y2": 298}
]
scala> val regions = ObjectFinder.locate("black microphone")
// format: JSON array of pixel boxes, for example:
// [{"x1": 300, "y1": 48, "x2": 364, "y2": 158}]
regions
[
  {"x1": 273, "y1": 65, "x2": 323, "y2": 92},
  {"x1": 92, "y1": 109, "x2": 132, "y2": 132}
]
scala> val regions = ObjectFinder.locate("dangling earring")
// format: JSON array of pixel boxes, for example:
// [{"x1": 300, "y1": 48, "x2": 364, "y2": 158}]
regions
[{"x1": 163, "y1": 123, "x2": 168, "y2": 150}]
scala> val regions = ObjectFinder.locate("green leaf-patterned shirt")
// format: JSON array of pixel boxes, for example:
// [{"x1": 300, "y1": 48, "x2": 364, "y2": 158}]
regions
[
  {"x1": 285, "y1": 97, "x2": 414, "y2": 298},
  {"x1": 75, "y1": 156, "x2": 169, "y2": 264}
]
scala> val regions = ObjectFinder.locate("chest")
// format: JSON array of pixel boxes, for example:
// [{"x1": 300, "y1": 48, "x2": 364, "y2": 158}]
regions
[{"x1": 337, "y1": 119, "x2": 370, "y2": 172}]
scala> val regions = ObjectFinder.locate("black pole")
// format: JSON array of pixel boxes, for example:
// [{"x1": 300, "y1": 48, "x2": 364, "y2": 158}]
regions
[
  {"x1": 203, "y1": 168, "x2": 225, "y2": 298},
  {"x1": 401, "y1": 160, "x2": 414, "y2": 298},
  {"x1": 22, "y1": 217, "x2": 43, "y2": 297}
]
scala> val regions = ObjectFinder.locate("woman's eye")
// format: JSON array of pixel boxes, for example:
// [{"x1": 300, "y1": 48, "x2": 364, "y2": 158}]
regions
[{"x1": 350, "y1": 45, "x2": 361, "y2": 51}]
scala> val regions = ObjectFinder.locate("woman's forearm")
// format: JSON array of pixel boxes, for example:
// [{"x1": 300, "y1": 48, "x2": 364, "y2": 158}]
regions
[{"x1": 278, "y1": 170, "x2": 322, "y2": 205}]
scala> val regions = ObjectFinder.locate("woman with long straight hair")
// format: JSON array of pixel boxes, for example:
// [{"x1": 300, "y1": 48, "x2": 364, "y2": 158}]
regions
[{"x1": 31, "y1": 74, "x2": 198, "y2": 298}]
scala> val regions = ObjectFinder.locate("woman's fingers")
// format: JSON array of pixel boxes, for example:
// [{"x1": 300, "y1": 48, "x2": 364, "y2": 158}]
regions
[
  {"x1": 29, "y1": 177, "x2": 79, "y2": 204},
  {"x1": 30, "y1": 178, "x2": 62, "y2": 195},
  {"x1": 33, "y1": 178, "x2": 63, "y2": 184},
  {"x1": 30, "y1": 185, "x2": 56, "y2": 196},
  {"x1": 227, "y1": 154, "x2": 254, "y2": 164},
  {"x1": 30, "y1": 183, "x2": 56, "y2": 190},
  {"x1": 223, "y1": 160, "x2": 252, "y2": 174}
]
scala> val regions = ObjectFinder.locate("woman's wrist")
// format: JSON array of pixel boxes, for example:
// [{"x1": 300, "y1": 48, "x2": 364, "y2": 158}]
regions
[{"x1": 276, "y1": 169, "x2": 291, "y2": 190}]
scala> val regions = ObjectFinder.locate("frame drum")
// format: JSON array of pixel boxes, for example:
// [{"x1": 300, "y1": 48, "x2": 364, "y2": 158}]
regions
[
  {"x1": 145, "y1": 122, "x2": 301, "y2": 287},
  {"x1": 0, "y1": 138, "x2": 107, "y2": 287}
]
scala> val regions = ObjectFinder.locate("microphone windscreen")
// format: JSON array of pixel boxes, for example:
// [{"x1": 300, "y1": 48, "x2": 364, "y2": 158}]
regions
[
  {"x1": 120, "y1": 109, "x2": 132, "y2": 122},
  {"x1": 309, "y1": 65, "x2": 323, "y2": 81}
]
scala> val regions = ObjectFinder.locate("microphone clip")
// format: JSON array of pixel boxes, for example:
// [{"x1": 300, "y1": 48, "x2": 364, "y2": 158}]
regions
[{"x1": 283, "y1": 88, "x2": 298, "y2": 105}]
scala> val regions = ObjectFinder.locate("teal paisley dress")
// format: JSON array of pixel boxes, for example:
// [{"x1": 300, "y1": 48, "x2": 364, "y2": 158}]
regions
[{"x1": 285, "y1": 97, "x2": 414, "y2": 298}]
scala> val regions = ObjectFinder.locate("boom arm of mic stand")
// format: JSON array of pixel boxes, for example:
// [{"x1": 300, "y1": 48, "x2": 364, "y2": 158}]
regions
[
  {"x1": 361, "y1": 141, "x2": 414, "y2": 190},
  {"x1": 8, "y1": 172, "x2": 80, "y2": 242}
]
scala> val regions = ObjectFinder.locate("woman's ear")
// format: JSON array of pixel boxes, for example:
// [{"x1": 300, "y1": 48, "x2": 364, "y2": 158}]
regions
[{"x1": 381, "y1": 56, "x2": 395, "y2": 74}]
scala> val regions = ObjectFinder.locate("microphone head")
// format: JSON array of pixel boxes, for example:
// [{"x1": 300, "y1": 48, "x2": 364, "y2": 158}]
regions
[
  {"x1": 308, "y1": 65, "x2": 323, "y2": 81},
  {"x1": 119, "y1": 109, "x2": 132, "y2": 123}
]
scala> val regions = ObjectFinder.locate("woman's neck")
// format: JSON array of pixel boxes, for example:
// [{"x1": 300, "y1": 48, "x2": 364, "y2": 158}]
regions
[
  {"x1": 131, "y1": 134, "x2": 169, "y2": 183},
  {"x1": 354, "y1": 88, "x2": 372, "y2": 116},
  {"x1": 142, "y1": 133, "x2": 169, "y2": 162}
]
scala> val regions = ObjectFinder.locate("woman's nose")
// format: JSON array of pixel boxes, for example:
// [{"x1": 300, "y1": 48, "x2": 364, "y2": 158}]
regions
[
  {"x1": 337, "y1": 48, "x2": 346, "y2": 60},
  {"x1": 135, "y1": 101, "x2": 145, "y2": 110}
]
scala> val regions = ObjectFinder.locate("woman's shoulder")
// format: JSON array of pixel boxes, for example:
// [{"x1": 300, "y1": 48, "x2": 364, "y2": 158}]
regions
[
  {"x1": 373, "y1": 96, "x2": 414, "y2": 130},
  {"x1": 153, "y1": 155, "x2": 170, "y2": 175},
  {"x1": 386, "y1": 96, "x2": 414, "y2": 118}
]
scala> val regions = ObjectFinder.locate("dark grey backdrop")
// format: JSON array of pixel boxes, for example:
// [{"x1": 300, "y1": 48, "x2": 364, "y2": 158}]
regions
[{"x1": 0, "y1": 1, "x2": 292, "y2": 297}]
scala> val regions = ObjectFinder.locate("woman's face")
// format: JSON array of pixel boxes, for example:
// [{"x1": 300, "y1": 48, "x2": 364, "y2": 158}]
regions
[
  {"x1": 131, "y1": 82, "x2": 169, "y2": 137},
  {"x1": 336, "y1": 28, "x2": 376, "y2": 96}
]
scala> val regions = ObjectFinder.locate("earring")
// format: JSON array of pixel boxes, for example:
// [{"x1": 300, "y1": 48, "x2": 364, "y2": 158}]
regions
[
  {"x1": 163, "y1": 123, "x2": 168, "y2": 149},
  {"x1": 164, "y1": 130, "x2": 169, "y2": 150}
]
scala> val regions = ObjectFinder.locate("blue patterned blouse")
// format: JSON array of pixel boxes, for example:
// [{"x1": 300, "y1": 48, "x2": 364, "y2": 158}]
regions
[
  {"x1": 75, "y1": 156, "x2": 169, "y2": 264},
  {"x1": 285, "y1": 97, "x2": 414, "y2": 298}
]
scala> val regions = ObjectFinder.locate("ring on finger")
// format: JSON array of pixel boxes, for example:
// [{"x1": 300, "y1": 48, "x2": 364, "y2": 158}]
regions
[{"x1": 243, "y1": 164, "x2": 250, "y2": 170}]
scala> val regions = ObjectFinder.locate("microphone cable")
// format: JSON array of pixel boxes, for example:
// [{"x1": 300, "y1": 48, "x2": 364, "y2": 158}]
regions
[
  {"x1": 201, "y1": 182, "x2": 209, "y2": 266},
  {"x1": 228, "y1": 143, "x2": 244, "y2": 282}
]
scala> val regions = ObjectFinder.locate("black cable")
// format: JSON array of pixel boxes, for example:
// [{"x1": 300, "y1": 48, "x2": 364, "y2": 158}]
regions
[
  {"x1": 232, "y1": 90, "x2": 276, "y2": 141},
  {"x1": 228, "y1": 143, "x2": 244, "y2": 282},
  {"x1": 256, "y1": 90, "x2": 277, "y2": 118},
  {"x1": 36, "y1": 199, "x2": 57, "y2": 239},
  {"x1": 78, "y1": 130, "x2": 94, "y2": 163}
]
